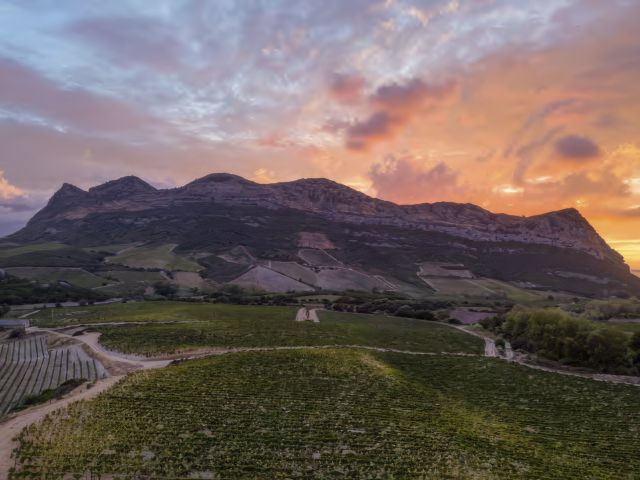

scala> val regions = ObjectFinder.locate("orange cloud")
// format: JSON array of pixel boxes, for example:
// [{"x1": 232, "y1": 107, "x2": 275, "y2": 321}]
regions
[
  {"x1": 369, "y1": 155, "x2": 461, "y2": 204},
  {"x1": 0, "y1": 170, "x2": 24, "y2": 200}
]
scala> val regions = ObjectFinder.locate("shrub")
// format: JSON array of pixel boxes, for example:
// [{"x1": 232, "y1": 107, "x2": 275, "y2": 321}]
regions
[{"x1": 499, "y1": 307, "x2": 637, "y2": 373}]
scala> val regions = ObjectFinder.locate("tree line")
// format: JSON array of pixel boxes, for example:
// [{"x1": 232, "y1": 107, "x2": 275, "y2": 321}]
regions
[{"x1": 482, "y1": 307, "x2": 640, "y2": 374}]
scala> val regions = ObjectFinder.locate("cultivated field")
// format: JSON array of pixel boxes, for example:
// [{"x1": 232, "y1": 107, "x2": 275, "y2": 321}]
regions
[
  {"x1": 298, "y1": 248, "x2": 342, "y2": 267},
  {"x1": 28, "y1": 303, "x2": 483, "y2": 356},
  {"x1": 0, "y1": 243, "x2": 67, "y2": 259},
  {"x1": 0, "y1": 335, "x2": 106, "y2": 415},
  {"x1": 11, "y1": 349, "x2": 640, "y2": 479},
  {"x1": 231, "y1": 265, "x2": 312, "y2": 292},
  {"x1": 106, "y1": 244, "x2": 202, "y2": 272},
  {"x1": 4, "y1": 267, "x2": 109, "y2": 289}
]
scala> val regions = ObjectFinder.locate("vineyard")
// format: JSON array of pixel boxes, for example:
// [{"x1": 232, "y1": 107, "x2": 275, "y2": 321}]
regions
[
  {"x1": 0, "y1": 335, "x2": 106, "y2": 415},
  {"x1": 29, "y1": 303, "x2": 483, "y2": 356},
  {"x1": 11, "y1": 349, "x2": 640, "y2": 479},
  {"x1": 97, "y1": 310, "x2": 483, "y2": 356}
]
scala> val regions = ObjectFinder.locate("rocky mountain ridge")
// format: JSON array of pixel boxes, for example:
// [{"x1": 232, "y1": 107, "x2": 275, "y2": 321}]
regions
[{"x1": 25, "y1": 173, "x2": 620, "y2": 265}]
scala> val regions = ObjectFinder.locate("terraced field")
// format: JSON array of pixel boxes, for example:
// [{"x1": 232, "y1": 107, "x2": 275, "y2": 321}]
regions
[
  {"x1": 11, "y1": 349, "x2": 640, "y2": 479},
  {"x1": 0, "y1": 335, "x2": 106, "y2": 415}
]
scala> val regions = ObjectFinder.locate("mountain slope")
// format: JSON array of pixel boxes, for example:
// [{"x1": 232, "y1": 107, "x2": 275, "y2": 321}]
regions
[{"x1": 7, "y1": 173, "x2": 639, "y2": 297}]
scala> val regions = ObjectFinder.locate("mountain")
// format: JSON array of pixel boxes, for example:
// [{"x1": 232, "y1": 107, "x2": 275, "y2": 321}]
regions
[{"x1": 6, "y1": 173, "x2": 639, "y2": 297}]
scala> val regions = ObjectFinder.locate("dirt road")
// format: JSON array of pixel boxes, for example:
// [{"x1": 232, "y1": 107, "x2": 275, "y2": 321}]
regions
[
  {"x1": 0, "y1": 329, "x2": 171, "y2": 479},
  {"x1": 0, "y1": 375, "x2": 123, "y2": 479},
  {"x1": 295, "y1": 308, "x2": 319, "y2": 323},
  {"x1": 484, "y1": 338, "x2": 498, "y2": 357}
]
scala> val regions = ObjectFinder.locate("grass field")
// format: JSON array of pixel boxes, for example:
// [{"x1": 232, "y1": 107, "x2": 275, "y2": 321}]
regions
[
  {"x1": 102, "y1": 270, "x2": 167, "y2": 284},
  {"x1": 422, "y1": 278, "x2": 495, "y2": 295},
  {"x1": 11, "y1": 349, "x2": 640, "y2": 479},
  {"x1": 4, "y1": 267, "x2": 110, "y2": 289},
  {"x1": 29, "y1": 303, "x2": 483, "y2": 356},
  {"x1": 84, "y1": 243, "x2": 139, "y2": 254},
  {"x1": 106, "y1": 244, "x2": 202, "y2": 272}
]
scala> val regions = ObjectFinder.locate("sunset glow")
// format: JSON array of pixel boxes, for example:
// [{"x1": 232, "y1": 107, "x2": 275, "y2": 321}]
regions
[{"x1": 1, "y1": 1, "x2": 640, "y2": 266}]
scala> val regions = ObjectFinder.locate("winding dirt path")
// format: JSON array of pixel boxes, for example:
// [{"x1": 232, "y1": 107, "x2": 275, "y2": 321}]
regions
[
  {"x1": 2, "y1": 318, "x2": 639, "y2": 478},
  {"x1": 0, "y1": 376, "x2": 123, "y2": 479}
]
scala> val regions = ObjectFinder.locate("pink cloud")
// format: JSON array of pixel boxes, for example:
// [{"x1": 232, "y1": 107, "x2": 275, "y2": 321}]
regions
[
  {"x1": 345, "y1": 78, "x2": 457, "y2": 151},
  {"x1": 369, "y1": 155, "x2": 461, "y2": 204},
  {"x1": 329, "y1": 73, "x2": 366, "y2": 104}
]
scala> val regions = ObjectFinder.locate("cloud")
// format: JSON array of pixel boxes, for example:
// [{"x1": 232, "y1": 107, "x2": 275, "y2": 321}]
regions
[
  {"x1": 0, "y1": 57, "x2": 163, "y2": 135},
  {"x1": 369, "y1": 155, "x2": 460, "y2": 204},
  {"x1": 372, "y1": 78, "x2": 456, "y2": 113},
  {"x1": 329, "y1": 73, "x2": 365, "y2": 104},
  {"x1": 64, "y1": 16, "x2": 186, "y2": 72},
  {"x1": 554, "y1": 134, "x2": 602, "y2": 160},
  {"x1": 345, "y1": 112, "x2": 394, "y2": 150},
  {"x1": 346, "y1": 78, "x2": 457, "y2": 150},
  {"x1": 0, "y1": 170, "x2": 24, "y2": 200},
  {"x1": 512, "y1": 127, "x2": 563, "y2": 184},
  {"x1": 560, "y1": 170, "x2": 629, "y2": 198}
]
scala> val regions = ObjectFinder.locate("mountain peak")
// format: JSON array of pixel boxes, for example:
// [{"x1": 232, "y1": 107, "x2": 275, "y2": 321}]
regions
[
  {"x1": 88, "y1": 176, "x2": 156, "y2": 197},
  {"x1": 187, "y1": 173, "x2": 256, "y2": 186},
  {"x1": 57, "y1": 182, "x2": 86, "y2": 195},
  {"x1": 48, "y1": 183, "x2": 87, "y2": 204}
]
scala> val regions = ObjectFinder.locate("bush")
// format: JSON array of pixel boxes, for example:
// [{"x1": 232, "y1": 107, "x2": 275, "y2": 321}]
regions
[
  {"x1": 582, "y1": 298, "x2": 640, "y2": 321},
  {"x1": 499, "y1": 307, "x2": 637, "y2": 373}
]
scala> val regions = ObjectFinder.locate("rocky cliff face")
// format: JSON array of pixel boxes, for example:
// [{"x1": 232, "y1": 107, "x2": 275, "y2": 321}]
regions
[{"x1": 20, "y1": 173, "x2": 621, "y2": 265}]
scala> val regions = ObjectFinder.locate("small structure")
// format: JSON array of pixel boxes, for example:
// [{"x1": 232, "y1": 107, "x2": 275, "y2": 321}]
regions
[{"x1": 0, "y1": 319, "x2": 30, "y2": 330}]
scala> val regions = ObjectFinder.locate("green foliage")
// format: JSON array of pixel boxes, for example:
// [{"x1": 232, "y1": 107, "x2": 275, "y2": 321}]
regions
[
  {"x1": 0, "y1": 246, "x2": 104, "y2": 268},
  {"x1": 16, "y1": 378, "x2": 86, "y2": 410},
  {"x1": 0, "y1": 274, "x2": 107, "y2": 305},
  {"x1": 582, "y1": 297, "x2": 640, "y2": 321},
  {"x1": 493, "y1": 308, "x2": 636, "y2": 373},
  {"x1": 152, "y1": 282, "x2": 177, "y2": 298},
  {"x1": 11, "y1": 350, "x2": 640, "y2": 479}
]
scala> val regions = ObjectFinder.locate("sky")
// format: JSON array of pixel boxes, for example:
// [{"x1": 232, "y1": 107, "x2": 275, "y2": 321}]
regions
[{"x1": 1, "y1": 0, "x2": 640, "y2": 266}]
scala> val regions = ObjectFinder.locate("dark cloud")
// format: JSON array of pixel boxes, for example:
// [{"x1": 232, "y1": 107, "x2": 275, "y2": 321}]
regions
[
  {"x1": 372, "y1": 78, "x2": 456, "y2": 112},
  {"x1": 329, "y1": 73, "x2": 365, "y2": 104},
  {"x1": 369, "y1": 155, "x2": 460, "y2": 204},
  {"x1": 554, "y1": 135, "x2": 602, "y2": 160},
  {"x1": 345, "y1": 112, "x2": 394, "y2": 150},
  {"x1": 0, "y1": 201, "x2": 34, "y2": 213},
  {"x1": 346, "y1": 78, "x2": 457, "y2": 150}
]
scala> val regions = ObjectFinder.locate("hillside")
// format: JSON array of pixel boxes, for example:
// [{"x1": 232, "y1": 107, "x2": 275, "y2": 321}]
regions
[{"x1": 4, "y1": 173, "x2": 639, "y2": 297}]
